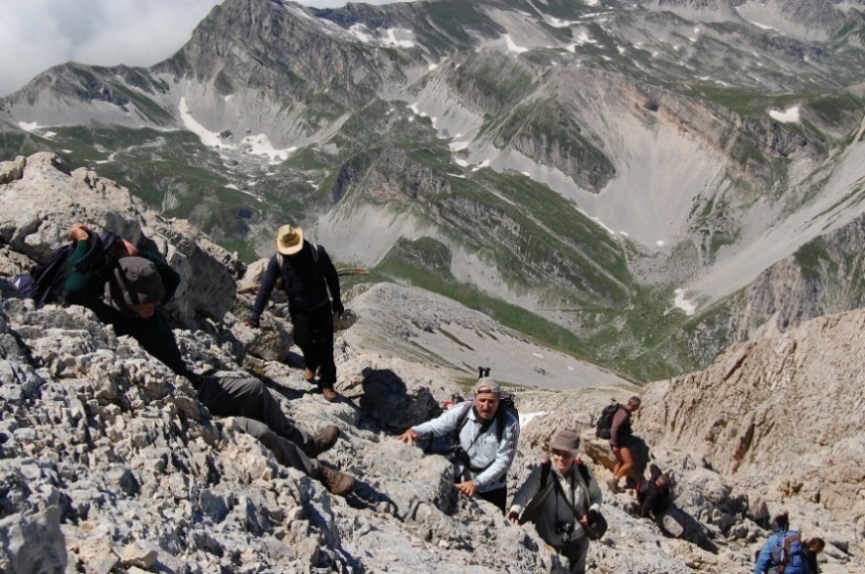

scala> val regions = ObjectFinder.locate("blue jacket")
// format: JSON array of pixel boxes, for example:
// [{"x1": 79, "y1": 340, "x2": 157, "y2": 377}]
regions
[{"x1": 755, "y1": 531, "x2": 809, "y2": 574}]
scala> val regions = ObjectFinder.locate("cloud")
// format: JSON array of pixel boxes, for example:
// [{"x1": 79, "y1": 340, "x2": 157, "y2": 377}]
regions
[{"x1": 0, "y1": 0, "x2": 416, "y2": 97}]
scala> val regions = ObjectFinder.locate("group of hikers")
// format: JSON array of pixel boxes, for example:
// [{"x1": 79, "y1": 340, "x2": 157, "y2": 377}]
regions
[{"x1": 11, "y1": 221, "x2": 825, "y2": 573}]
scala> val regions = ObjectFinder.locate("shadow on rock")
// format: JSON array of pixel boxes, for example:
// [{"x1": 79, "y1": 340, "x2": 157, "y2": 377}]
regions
[{"x1": 358, "y1": 367, "x2": 440, "y2": 433}]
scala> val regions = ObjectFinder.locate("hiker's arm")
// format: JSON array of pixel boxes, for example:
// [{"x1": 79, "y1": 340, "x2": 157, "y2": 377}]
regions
[
  {"x1": 318, "y1": 247, "x2": 343, "y2": 314},
  {"x1": 585, "y1": 469, "x2": 603, "y2": 512},
  {"x1": 473, "y1": 416, "x2": 520, "y2": 490},
  {"x1": 753, "y1": 537, "x2": 774, "y2": 574},
  {"x1": 248, "y1": 256, "x2": 279, "y2": 326},
  {"x1": 63, "y1": 238, "x2": 104, "y2": 308},
  {"x1": 609, "y1": 409, "x2": 628, "y2": 447},
  {"x1": 639, "y1": 486, "x2": 658, "y2": 517},
  {"x1": 508, "y1": 463, "x2": 542, "y2": 523},
  {"x1": 410, "y1": 407, "x2": 461, "y2": 439},
  {"x1": 137, "y1": 250, "x2": 180, "y2": 305}
]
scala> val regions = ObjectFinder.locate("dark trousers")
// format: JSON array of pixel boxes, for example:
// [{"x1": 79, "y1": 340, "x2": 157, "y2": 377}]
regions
[
  {"x1": 291, "y1": 304, "x2": 336, "y2": 389},
  {"x1": 477, "y1": 486, "x2": 507, "y2": 514},
  {"x1": 558, "y1": 535, "x2": 590, "y2": 574},
  {"x1": 197, "y1": 374, "x2": 320, "y2": 478}
]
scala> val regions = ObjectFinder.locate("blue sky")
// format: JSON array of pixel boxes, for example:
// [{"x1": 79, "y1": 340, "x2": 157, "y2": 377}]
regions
[{"x1": 0, "y1": 0, "x2": 413, "y2": 97}]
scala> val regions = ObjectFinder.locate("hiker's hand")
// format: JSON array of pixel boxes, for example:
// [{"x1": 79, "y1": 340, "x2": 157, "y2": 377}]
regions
[
  {"x1": 111, "y1": 238, "x2": 138, "y2": 257},
  {"x1": 332, "y1": 300, "x2": 344, "y2": 315},
  {"x1": 508, "y1": 511, "x2": 520, "y2": 525},
  {"x1": 69, "y1": 223, "x2": 90, "y2": 242},
  {"x1": 396, "y1": 429, "x2": 419, "y2": 446},
  {"x1": 579, "y1": 514, "x2": 590, "y2": 526},
  {"x1": 244, "y1": 319, "x2": 260, "y2": 329},
  {"x1": 455, "y1": 480, "x2": 477, "y2": 498}
]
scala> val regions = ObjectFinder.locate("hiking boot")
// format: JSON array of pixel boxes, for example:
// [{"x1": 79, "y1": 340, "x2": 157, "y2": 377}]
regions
[
  {"x1": 322, "y1": 387, "x2": 339, "y2": 402},
  {"x1": 302, "y1": 367, "x2": 315, "y2": 382},
  {"x1": 606, "y1": 478, "x2": 622, "y2": 493},
  {"x1": 307, "y1": 425, "x2": 340, "y2": 457},
  {"x1": 319, "y1": 466, "x2": 355, "y2": 496}
]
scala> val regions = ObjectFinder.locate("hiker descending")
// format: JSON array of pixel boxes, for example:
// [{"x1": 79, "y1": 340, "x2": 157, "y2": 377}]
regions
[
  {"x1": 754, "y1": 511, "x2": 810, "y2": 574},
  {"x1": 62, "y1": 223, "x2": 356, "y2": 496},
  {"x1": 396, "y1": 368, "x2": 519, "y2": 513},
  {"x1": 508, "y1": 429, "x2": 604, "y2": 574},
  {"x1": 246, "y1": 224, "x2": 345, "y2": 402},
  {"x1": 606, "y1": 396, "x2": 641, "y2": 493},
  {"x1": 635, "y1": 463, "x2": 674, "y2": 520}
]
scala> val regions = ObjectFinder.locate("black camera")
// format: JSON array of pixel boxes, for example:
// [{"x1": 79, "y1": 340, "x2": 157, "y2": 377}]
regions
[
  {"x1": 450, "y1": 445, "x2": 471, "y2": 467},
  {"x1": 555, "y1": 521, "x2": 574, "y2": 543}
]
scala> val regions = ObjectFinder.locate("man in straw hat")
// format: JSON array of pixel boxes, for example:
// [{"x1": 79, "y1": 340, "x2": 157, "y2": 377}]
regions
[
  {"x1": 64, "y1": 223, "x2": 355, "y2": 496},
  {"x1": 508, "y1": 429, "x2": 603, "y2": 574},
  {"x1": 247, "y1": 224, "x2": 345, "y2": 402},
  {"x1": 396, "y1": 373, "x2": 519, "y2": 513}
]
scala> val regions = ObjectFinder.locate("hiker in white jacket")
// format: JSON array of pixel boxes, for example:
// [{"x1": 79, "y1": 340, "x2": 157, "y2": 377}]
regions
[{"x1": 396, "y1": 376, "x2": 519, "y2": 513}]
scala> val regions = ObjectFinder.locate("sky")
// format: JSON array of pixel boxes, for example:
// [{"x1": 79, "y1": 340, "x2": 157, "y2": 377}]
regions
[{"x1": 0, "y1": 0, "x2": 412, "y2": 97}]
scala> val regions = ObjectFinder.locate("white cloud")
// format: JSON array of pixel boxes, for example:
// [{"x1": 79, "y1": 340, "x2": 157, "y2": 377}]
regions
[{"x1": 0, "y1": 0, "x2": 418, "y2": 97}]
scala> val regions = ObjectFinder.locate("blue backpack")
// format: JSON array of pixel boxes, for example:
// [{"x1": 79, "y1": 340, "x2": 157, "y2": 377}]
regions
[{"x1": 770, "y1": 531, "x2": 808, "y2": 574}]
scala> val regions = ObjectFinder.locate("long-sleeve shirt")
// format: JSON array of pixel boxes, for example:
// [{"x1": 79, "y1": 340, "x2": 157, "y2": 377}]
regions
[
  {"x1": 510, "y1": 460, "x2": 603, "y2": 546},
  {"x1": 412, "y1": 403, "x2": 519, "y2": 492},
  {"x1": 250, "y1": 241, "x2": 341, "y2": 322},
  {"x1": 63, "y1": 240, "x2": 187, "y2": 375}
]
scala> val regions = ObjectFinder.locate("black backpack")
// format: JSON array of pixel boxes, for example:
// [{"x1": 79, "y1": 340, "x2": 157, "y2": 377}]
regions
[
  {"x1": 595, "y1": 401, "x2": 622, "y2": 440},
  {"x1": 12, "y1": 229, "x2": 118, "y2": 308}
]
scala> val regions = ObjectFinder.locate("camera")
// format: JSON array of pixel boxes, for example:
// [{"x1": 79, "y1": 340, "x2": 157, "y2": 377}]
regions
[
  {"x1": 450, "y1": 445, "x2": 471, "y2": 467},
  {"x1": 555, "y1": 521, "x2": 574, "y2": 543}
]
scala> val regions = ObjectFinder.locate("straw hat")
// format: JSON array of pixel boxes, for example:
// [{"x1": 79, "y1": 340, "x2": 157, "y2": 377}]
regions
[{"x1": 275, "y1": 224, "x2": 304, "y2": 255}]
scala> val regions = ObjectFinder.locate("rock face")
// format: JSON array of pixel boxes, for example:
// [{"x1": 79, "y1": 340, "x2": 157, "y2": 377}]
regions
[{"x1": 0, "y1": 156, "x2": 861, "y2": 573}]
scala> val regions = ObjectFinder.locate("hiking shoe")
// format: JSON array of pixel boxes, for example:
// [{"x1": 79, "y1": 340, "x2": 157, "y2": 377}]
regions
[
  {"x1": 302, "y1": 367, "x2": 315, "y2": 382},
  {"x1": 322, "y1": 387, "x2": 339, "y2": 402},
  {"x1": 307, "y1": 425, "x2": 340, "y2": 457},
  {"x1": 320, "y1": 467, "x2": 355, "y2": 496},
  {"x1": 606, "y1": 478, "x2": 622, "y2": 493}
]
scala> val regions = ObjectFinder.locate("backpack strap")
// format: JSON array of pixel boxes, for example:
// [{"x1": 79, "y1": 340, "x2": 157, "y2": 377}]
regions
[{"x1": 540, "y1": 458, "x2": 552, "y2": 488}]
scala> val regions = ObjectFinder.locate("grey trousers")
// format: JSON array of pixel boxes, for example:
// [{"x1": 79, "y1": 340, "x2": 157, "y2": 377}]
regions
[
  {"x1": 558, "y1": 535, "x2": 590, "y2": 574},
  {"x1": 197, "y1": 374, "x2": 320, "y2": 478}
]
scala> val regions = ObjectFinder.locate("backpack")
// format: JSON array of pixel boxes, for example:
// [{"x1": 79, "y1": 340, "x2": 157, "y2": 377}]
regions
[
  {"x1": 12, "y1": 230, "x2": 118, "y2": 308},
  {"x1": 454, "y1": 390, "x2": 519, "y2": 444},
  {"x1": 595, "y1": 400, "x2": 622, "y2": 439},
  {"x1": 770, "y1": 531, "x2": 807, "y2": 574}
]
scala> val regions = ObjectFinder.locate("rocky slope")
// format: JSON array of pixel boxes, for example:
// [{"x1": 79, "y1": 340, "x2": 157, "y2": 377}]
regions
[{"x1": 0, "y1": 153, "x2": 861, "y2": 573}]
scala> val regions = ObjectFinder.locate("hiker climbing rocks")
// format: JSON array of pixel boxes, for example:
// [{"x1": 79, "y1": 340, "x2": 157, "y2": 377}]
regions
[
  {"x1": 508, "y1": 429, "x2": 604, "y2": 574},
  {"x1": 246, "y1": 224, "x2": 344, "y2": 402},
  {"x1": 607, "y1": 396, "x2": 641, "y2": 493},
  {"x1": 396, "y1": 373, "x2": 519, "y2": 513},
  {"x1": 802, "y1": 537, "x2": 824, "y2": 574},
  {"x1": 63, "y1": 223, "x2": 355, "y2": 496},
  {"x1": 635, "y1": 463, "x2": 674, "y2": 520},
  {"x1": 754, "y1": 512, "x2": 810, "y2": 574}
]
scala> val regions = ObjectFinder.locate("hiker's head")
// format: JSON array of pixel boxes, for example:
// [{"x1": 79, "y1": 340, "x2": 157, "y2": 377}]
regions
[
  {"x1": 806, "y1": 538, "x2": 825, "y2": 554},
  {"x1": 655, "y1": 473, "x2": 672, "y2": 488},
  {"x1": 771, "y1": 511, "x2": 789, "y2": 532},
  {"x1": 548, "y1": 429, "x2": 580, "y2": 474},
  {"x1": 627, "y1": 396, "x2": 642, "y2": 412},
  {"x1": 275, "y1": 224, "x2": 304, "y2": 257},
  {"x1": 472, "y1": 378, "x2": 501, "y2": 421},
  {"x1": 110, "y1": 257, "x2": 165, "y2": 318}
]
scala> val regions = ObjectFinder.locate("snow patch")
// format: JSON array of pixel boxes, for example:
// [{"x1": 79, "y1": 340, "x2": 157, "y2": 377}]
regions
[
  {"x1": 503, "y1": 34, "x2": 529, "y2": 54},
  {"x1": 382, "y1": 28, "x2": 415, "y2": 49},
  {"x1": 769, "y1": 106, "x2": 800, "y2": 124},
  {"x1": 449, "y1": 140, "x2": 469, "y2": 152},
  {"x1": 520, "y1": 411, "x2": 548, "y2": 427},
  {"x1": 548, "y1": 17, "x2": 574, "y2": 28},
  {"x1": 674, "y1": 288, "x2": 697, "y2": 316},
  {"x1": 18, "y1": 121, "x2": 39, "y2": 132},
  {"x1": 349, "y1": 24, "x2": 373, "y2": 43},
  {"x1": 656, "y1": 240, "x2": 666, "y2": 247}
]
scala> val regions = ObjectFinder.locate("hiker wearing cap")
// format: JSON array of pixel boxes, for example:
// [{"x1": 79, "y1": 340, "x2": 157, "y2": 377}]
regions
[
  {"x1": 607, "y1": 395, "x2": 641, "y2": 493},
  {"x1": 396, "y1": 375, "x2": 519, "y2": 513},
  {"x1": 246, "y1": 225, "x2": 344, "y2": 403},
  {"x1": 63, "y1": 223, "x2": 356, "y2": 496},
  {"x1": 508, "y1": 430, "x2": 603, "y2": 574}
]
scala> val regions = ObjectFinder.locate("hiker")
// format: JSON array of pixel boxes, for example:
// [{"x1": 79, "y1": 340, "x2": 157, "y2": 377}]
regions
[
  {"x1": 635, "y1": 463, "x2": 673, "y2": 519},
  {"x1": 246, "y1": 224, "x2": 344, "y2": 402},
  {"x1": 508, "y1": 429, "x2": 603, "y2": 574},
  {"x1": 395, "y1": 375, "x2": 519, "y2": 513},
  {"x1": 607, "y1": 396, "x2": 641, "y2": 493},
  {"x1": 802, "y1": 538, "x2": 824, "y2": 574},
  {"x1": 63, "y1": 223, "x2": 355, "y2": 496},
  {"x1": 754, "y1": 512, "x2": 810, "y2": 574}
]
